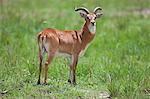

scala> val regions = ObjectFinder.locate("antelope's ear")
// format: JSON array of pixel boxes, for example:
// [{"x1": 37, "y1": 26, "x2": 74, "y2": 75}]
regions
[
  {"x1": 93, "y1": 7, "x2": 103, "y2": 18},
  {"x1": 96, "y1": 13, "x2": 103, "y2": 18},
  {"x1": 78, "y1": 11, "x2": 87, "y2": 18}
]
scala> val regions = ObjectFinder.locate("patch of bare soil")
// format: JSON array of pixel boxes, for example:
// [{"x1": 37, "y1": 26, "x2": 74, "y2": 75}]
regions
[
  {"x1": 143, "y1": 88, "x2": 150, "y2": 95},
  {"x1": 75, "y1": 88, "x2": 111, "y2": 99},
  {"x1": 0, "y1": 90, "x2": 8, "y2": 98},
  {"x1": 131, "y1": 8, "x2": 150, "y2": 15},
  {"x1": 113, "y1": 8, "x2": 150, "y2": 17}
]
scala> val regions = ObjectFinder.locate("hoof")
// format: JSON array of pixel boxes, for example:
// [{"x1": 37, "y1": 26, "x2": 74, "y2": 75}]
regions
[
  {"x1": 73, "y1": 82, "x2": 76, "y2": 85},
  {"x1": 68, "y1": 79, "x2": 71, "y2": 83},
  {"x1": 37, "y1": 80, "x2": 41, "y2": 85},
  {"x1": 68, "y1": 79, "x2": 76, "y2": 85},
  {"x1": 43, "y1": 82, "x2": 48, "y2": 85}
]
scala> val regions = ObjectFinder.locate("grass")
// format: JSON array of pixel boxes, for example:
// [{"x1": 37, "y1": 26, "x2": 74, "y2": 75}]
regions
[{"x1": 0, "y1": 0, "x2": 150, "y2": 98}]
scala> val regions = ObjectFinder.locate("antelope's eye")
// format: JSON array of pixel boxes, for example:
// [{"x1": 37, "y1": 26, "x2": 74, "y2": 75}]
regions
[
  {"x1": 87, "y1": 17, "x2": 90, "y2": 19},
  {"x1": 94, "y1": 17, "x2": 96, "y2": 20}
]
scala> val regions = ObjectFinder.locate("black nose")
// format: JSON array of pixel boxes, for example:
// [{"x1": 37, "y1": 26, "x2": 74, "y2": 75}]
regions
[{"x1": 91, "y1": 22, "x2": 95, "y2": 25}]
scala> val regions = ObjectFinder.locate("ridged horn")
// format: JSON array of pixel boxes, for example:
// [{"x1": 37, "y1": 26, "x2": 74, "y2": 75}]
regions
[
  {"x1": 75, "y1": 7, "x2": 89, "y2": 14},
  {"x1": 93, "y1": 7, "x2": 102, "y2": 13}
]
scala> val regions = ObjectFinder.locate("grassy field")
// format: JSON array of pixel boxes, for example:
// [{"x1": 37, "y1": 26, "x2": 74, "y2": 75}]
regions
[{"x1": 0, "y1": 0, "x2": 150, "y2": 98}]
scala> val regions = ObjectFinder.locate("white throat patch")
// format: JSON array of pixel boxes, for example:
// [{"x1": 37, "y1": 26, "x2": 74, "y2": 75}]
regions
[{"x1": 88, "y1": 24, "x2": 96, "y2": 34}]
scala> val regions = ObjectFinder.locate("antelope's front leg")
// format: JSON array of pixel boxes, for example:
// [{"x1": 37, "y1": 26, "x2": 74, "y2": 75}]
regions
[
  {"x1": 68, "y1": 55, "x2": 78, "y2": 85},
  {"x1": 68, "y1": 64, "x2": 73, "y2": 83}
]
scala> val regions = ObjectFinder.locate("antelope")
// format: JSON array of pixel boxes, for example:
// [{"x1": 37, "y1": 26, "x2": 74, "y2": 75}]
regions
[{"x1": 37, "y1": 7, "x2": 103, "y2": 85}]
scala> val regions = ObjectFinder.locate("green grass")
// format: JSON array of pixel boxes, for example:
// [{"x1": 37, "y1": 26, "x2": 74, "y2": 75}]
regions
[{"x1": 0, "y1": 0, "x2": 150, "y2": 98}]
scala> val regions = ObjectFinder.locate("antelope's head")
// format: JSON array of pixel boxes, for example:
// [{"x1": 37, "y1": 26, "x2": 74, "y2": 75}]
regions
[{"x1": 75, "y1": 7, "x2": 103, "y2": 26}]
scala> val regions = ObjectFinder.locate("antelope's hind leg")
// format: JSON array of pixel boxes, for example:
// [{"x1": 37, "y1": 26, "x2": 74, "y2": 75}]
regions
[
  {"x1": 37, "y1": 47, "x2": 45, "y2": 85},
  {"x1": 43, "y1": 51, "x2": 55, "y2": 84}
]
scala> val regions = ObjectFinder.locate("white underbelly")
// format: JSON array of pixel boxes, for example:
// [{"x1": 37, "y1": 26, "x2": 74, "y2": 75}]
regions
[{"x1": 55, "y1": 51, "x2": 71, "y2": 58}]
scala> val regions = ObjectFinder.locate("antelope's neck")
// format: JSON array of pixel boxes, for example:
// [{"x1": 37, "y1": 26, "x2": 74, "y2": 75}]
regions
[{"x1": 80, "y1": 22, "x2": 96, "y2": 49}]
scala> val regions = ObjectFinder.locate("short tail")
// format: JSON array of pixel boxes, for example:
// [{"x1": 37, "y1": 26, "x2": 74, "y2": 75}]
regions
[{"x1": 41, "y1": 35, "x2": 46, "y2": 49}]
